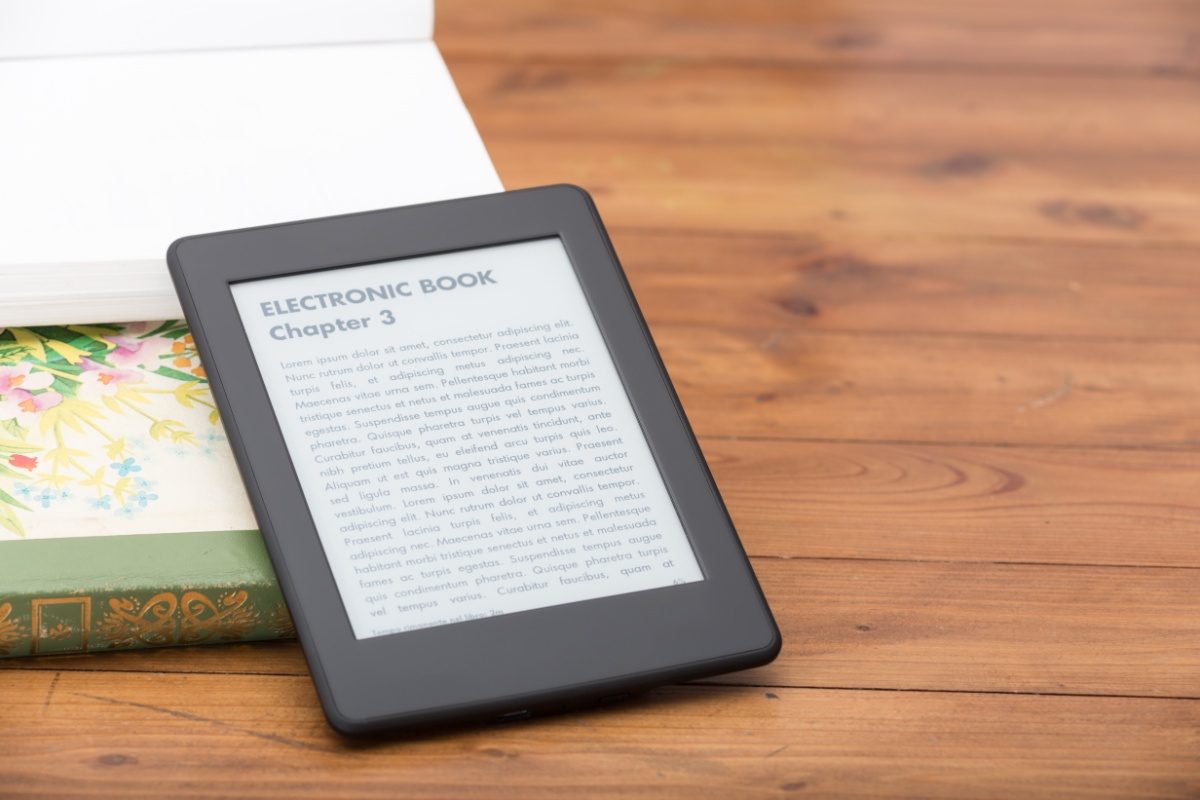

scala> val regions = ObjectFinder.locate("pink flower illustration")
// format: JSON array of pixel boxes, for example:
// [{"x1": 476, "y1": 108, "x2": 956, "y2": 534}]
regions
[
  {"x1": 103, "y1": 327, "x2": 171, "y2": 371},
  {"x1": 78, "y1": 358, "x2": 143, "y2": 399},
  {"x1": 0, "y1": 363, "x2": 53, "y2": 394},
  {"x1": 0, "y1": 388, "x2": 63, "y2": 425}
]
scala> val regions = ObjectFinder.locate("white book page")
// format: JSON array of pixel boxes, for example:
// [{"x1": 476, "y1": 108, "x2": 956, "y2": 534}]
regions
[
  {"x1": 0, "y1": 0, "x2": 432, "y2": 58},
  {"x1": 0, "y1": 40, "x2": 502, "y2": 326}
]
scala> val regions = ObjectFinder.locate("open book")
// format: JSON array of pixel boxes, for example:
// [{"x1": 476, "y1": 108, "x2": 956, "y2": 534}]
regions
[{"x1": 0, "y1": 0, "x2": 501, "y2": 656}]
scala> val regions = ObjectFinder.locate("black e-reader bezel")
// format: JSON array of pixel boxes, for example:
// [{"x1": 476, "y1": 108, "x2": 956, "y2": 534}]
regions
[{"x1": 167, "y1": 185, "x2": 780, "y2": 735}]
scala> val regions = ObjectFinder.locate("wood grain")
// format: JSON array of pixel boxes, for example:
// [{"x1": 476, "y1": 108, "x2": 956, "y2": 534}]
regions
[
  {"x1": 456, "y1": 61, "x2": 1200, "y2": 157},
  {"x1": 439, "y1": 0, "x2": 1200, "y2": 74},
  {"x1": 483, "y1": 139, "x2": 1200, "y2": 244},
  {"x1": 655, "y1": 326, "x2": 1200, "y2": 447},
  {"x1": 708, "y1": 441, "x2": 1200, "y2": 567},
  {"x1": 3, "y1": 670, "x2": 1198, "y2": 800},
  {"x1": 446, "y1": 42, "x2": 1200, "y2": 244},
  {"x1": 611, "y1": 231, "x2": 1200, "y2": 340}
]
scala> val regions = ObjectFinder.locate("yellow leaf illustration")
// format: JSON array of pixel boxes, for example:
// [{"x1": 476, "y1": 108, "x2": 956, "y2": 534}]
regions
[
  {"x1": 38, "y1": 408, "x2": 55, "y2": 436},
  {"x1": 45, "y1": 339, "x2": 90, "y2": 365},
  {"x1": 60, "y1": 408, "x2": 84, "y2": 433},
  {"x1": 39, "y1": 400, "x2": 95, "y2": 435},
  {"x1": 115, "y1": 385, "x2": 150, "y2": 405},
  {"x1": 68, "y1": 399, "x2": 105, "y2": 419},
  {"x1": 173, "y1": 381, "x2": 200, "y2": 408},
  {"x1": 44, "y1": 445, "x2": 88, "y2": 471},
  {"x1": 12, "y1": 329, "x2": 45, "y2": 362},
  {"x1": 105, "y1": 437, "x2": 127, "y2": 460},
  {"x1": 40, "y1": 472, "x2": 73, "y2": 489},
  {"x1": 208, "y1": 409, "x2": 220, "y2": 425},
  {"x1": 102, "y1": 395, "x2": 123, "y2": 414},
  {"x1": 80, "y1": 466, "x2": 107, "y2": 490},
  {"x1": 113, "y1": 476, "x2": 132, "y2": 506},
  {"x1": 0, "y1": 437, "x2": 39, "y2": 454},
  {"x1": 148, "y1": 419, "x2": 185, "y2": 441}
]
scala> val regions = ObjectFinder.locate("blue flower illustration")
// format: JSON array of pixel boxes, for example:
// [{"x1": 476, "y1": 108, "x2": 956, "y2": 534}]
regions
[
  {"x1": 131, "y1": 488, "x2": 158, "y2": 508},
  {"x1": 34, "y1": 488, "x2": 56, "y2": 508},
  {"x1": 14, "y1": 482, "x2": 34, "y2": 500},
  {"x1": 110, "y1": 457, "x2": 142, "y2": 476},
  {"x1": 87, "y1": 495, "x2": 113, "y2": 510}
]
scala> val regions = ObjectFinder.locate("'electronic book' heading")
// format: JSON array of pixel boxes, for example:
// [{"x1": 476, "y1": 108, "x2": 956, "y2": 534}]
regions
[{"x1": 254, "y1": 270, "x2": 499, "y2": 342}]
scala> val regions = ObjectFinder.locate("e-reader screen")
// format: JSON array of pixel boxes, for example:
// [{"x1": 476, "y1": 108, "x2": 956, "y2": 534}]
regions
[{"x1": 231, "y1": 238, "x2": 704, "y2": 639}]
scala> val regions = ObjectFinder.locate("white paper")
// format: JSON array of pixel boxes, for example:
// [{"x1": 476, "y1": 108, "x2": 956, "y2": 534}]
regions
[
  {"x1": 0, "y1": 40, "x2": 501, "y2": 326},
  {"x1": 232, "y1": 239, "x2": 703, "y2": 637},
  {"x1": 0, "y1": 0, "x2": 431, "y2": 59}
]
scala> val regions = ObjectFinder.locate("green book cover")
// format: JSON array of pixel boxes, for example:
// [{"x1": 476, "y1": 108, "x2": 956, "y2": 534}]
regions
[{"x1": 0, "y1": 321, "x2": 292, "y2": 657}]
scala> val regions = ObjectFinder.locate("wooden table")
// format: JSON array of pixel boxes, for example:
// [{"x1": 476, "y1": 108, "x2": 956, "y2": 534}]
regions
[{"x1": 4, "y1": 2, "x2": 1199, "y2": 797}]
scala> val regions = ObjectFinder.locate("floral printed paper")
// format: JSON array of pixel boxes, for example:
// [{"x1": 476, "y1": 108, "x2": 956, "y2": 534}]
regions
[{"x1": 0, "y1": 321, "x2": 256, "y2": 540}]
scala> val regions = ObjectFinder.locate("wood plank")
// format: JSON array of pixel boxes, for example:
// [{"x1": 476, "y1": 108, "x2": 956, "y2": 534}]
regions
[
  {"x1": 709, "y1": 441, "x2": 1200, "y2": 567},
  {"x1": 452, "y1": 58, "x2": 1200, "y2": 243},
  {"x1": 455, "y1": 60, "x2": 1200, "y2": 158},
  {"x1": 10, "y1": 560, "x2": 1199, "y2": 699},
  {"x1": 486, "y1": 139, "x2": 1200, "y2": 244},
  {"x1": 747, "y1": 559, "x2": 1200, "y2": 698},
  {"x1": 439, "y1": 0, "x2": 1200, "y2": 75},
  {"x1": 611, "y1": 230, "x2": 1200, "y2": 340},
  {"x1": 3, "y1": 671, "x2": 1198, "y2": 799},
  {"x1": 650, "y1": 326, "x2": 1200, "y2": 447}
]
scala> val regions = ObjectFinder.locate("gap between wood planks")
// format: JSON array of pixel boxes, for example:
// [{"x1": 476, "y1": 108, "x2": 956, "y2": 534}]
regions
[
  {"x1": 696, "y1": 434, "x2": 1200, "y2": 452},
  {"x1": 12, "y1": 665, "x2": 1200, "y2": 705},
  {"x1": 697, "y1": 327, "x2": 1200, "y2": 347},
  {"x1": 20, "y1": 663, "x2": 1200, "y2": 698},
  {"x1": 440, "y1": 51, "x2": 1200, "y2": 81},
  {"x1": 611, "y1": 224, "x2": 1200, "y2": 253}
]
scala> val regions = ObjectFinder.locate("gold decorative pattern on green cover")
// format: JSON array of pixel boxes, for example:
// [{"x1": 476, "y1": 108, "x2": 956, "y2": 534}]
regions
[
  {"x1": 268, "y1": 602, "x2": 297, "y2": 639},
  {"x1": 0, "y1": 602, "x2": 28, "y2": 656},
  {"x1": 97, "y1": 589, "x2": 260, "y2": 648},
  {"x1": 31, "y1": 596, "x2": 91, "y2": 655},
  {"x1": 0, "y1": 587, "x2": 290, "y2": 657},
  {"x1": 179, "y1": 589, "x2": 259, "y2": 644}
]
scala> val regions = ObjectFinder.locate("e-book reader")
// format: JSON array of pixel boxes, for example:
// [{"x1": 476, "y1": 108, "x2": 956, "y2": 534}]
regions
[{"x1": 167, "y1": 185, "x2": 780, "y2": 735}]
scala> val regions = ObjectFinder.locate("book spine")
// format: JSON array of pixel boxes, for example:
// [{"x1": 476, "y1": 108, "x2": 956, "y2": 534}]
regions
[
  {"x1": 0, "y1": 581, "x2": 293, "y2": 658},
  {"x1": 0, "y1": 529, "x2": 293, "y2": 659}
]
